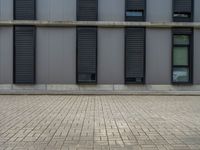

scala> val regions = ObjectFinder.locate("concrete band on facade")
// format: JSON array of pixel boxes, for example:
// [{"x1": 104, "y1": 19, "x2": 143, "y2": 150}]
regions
[
  {"x1": 0, "y1": 84, "x2": 200, "y2": 95},
  {"x1": 0, "y1": 21, "x2": 200, "y2": 28}
]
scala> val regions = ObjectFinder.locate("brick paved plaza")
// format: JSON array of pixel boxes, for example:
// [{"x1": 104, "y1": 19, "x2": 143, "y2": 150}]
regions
[{"x1": 0, "y1": 95, "x2": 200, "y2": 150}]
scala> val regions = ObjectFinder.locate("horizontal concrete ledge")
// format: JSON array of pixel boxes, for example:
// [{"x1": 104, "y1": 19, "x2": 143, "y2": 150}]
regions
[
  {"x1": 0, "y1": 84, "x2": 200, "y2": 95},
  {"x1": 0, "y1": 20, "x2": 200, "y2": 28}
]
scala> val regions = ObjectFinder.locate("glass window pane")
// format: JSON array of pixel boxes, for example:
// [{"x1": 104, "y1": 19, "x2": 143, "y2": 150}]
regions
[
  {"x1": 173, "y1": 13, "x2": 190, "y2": 18},
  {"x1": 173, "y1": 47, "x2": 188, "y2": 66},
  {"x1": 126, "y1": 11, "x2": 143, "y2": 17},
  {"x1": 173, "y1": 67, "x2": 189, "y2": 82},
  {"x1": 174, "y1": 35, "x2": 189, "y2": 45}
]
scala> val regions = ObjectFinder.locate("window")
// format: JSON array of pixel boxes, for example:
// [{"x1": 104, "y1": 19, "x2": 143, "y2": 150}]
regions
[
  {"x1": 125, "y1": 0, "x2": 146, "y2": 21},
  {"x1": 77, "y1": 0, "x2": 98, "y2": 21},
  {"x1": 14, "y1": 0, "x2": 36, "y2": 20},
  {"x1": 173, "y1": 0, "x2": 193, "y2": 22},
  {"x1": 77, "y1": 27, "x2": 97, "y2": 84},
  {"x1": 125, "y1": 28, "x2": 145, "y2": 84},
  {"x1": 172, "y1": 28, "x2": 193, "y2": 84},
  {"x1": 14, "y1": 0, "x2": 36, "y2": 84}
]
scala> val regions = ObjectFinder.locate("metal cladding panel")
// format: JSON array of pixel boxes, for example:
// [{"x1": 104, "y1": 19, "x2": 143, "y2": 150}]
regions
[
  {"x1": 14, "y1": 0, "x2": 35, "y2": 20},
  {"x1": 14, "y1": 26, "x2": 35, "y2": 84},
  {"x1": 77, "y1": 0, "x2": 98, "y2": 21},
  {"x1": 126, "y1": 0, "x2": 145, "y2": 10},
  {"x1": 77, "y1": 27, "x2": 97, "y2": 83},
  {"x1": 125, "y1": 28, "x2": 145, "y2": 84},
  {"x1": 174, "y1": 0, "x2": 192, "y2": 12}
]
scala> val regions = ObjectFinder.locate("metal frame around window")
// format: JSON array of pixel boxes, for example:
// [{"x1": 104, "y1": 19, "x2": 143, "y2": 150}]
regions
[{"x1": 171, "y1": 28, "x2": 193, "y2": 84}]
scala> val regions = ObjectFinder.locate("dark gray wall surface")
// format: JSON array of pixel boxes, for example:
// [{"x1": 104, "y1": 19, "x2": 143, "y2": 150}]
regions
[
  {"x1": 98, "y1": 29, "x2": 124, "y2": 84},
  {"x1": 0, "y1": 28, "x2": 13, "y2": 84},
  {"x1": 0, "y1": 0, "x2": 13, "y2": 20},
  {"x1": 99, "y1": 0, "x2": 124, "y2": 21},
  {"x1": 194, "y1": 29, "x2": 200, "y2": 84},
  {"x1": 36, "y1": 28, "x2": 76, "y2": 84},
  {"x1": 194, "y1": 0, "x2": 200, "y2": 22},
  {"x1": 147, "y1": 0, "x2": 172, "y2": 22},
  {"x1": 37, "y1": 0, "x2": 76, "y2": 21},
  {"x1": 146, "y1": 29, "x2": 171, "y2": 84}
]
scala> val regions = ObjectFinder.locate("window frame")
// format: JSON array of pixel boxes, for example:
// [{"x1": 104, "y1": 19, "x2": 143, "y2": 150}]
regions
[{"x1": 172, "y1": 29, "x2": 193, "y2": 84}]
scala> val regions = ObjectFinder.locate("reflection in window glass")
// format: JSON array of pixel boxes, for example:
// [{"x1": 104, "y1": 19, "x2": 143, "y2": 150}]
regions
[
  {"x1": 173, "y1": 47, "x2": 188, "y2": 66},
  {"x1": 174, "y1": 13, "x2": 190, "y2": 18},
  {"x1": 174, "y1": 35, "x2": 189, "y2": 45},
  {"x1": 126, "y1": 11, "x2": 143, "y2": 17},
  {"x1": 173, "y1": 67, "x2": 189, "y2": 82}
]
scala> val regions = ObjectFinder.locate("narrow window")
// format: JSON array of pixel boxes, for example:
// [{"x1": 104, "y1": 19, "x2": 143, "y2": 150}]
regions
[
  {"x1": 14, "y1": 26, "x2": 36, "y2": 84},
  {"x1": 77, "y1": 27, "x2": 97, "y2": 84},
  {"x1": 14, "y1": 0, "x2": 36, "y2": 84},
  {"x1": 76, "y1": 0, "x2": 98, "y2": 84},
  {"x1": 125, "y1": 0, "x2": 146, "y2": 21},
  {"x1": 172, "y1": 28, "x2": 193, "y2": 84},
  {"x1": 125, "y1": 28, "x2": 145, "y2": 84},
  {"x1": 77, "y1": 0, "x2": 98, "y2": 21},
  {"x1": 14, "y1": 0, "x2": 36, "y2": 20},
  {"x1": 173, "y1": 0, "x2": 193, "y2": 22}
]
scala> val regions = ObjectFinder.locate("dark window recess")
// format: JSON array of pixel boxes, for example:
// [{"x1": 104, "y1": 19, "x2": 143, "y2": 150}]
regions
[
  {"x1": 173, "y1": 0, "x2": 193, "y2": 22},
  {"x1": 172, "y1": 28, "x2": 193, "y2": 84},
  {"x1": 14, "y1": 0, "x2": 36, "y2": 20},
  {"x1": 125, "y1": 0, "x2": 146, "y2": 21},
  {"x1": 77, "y1": 0, "x2": 98, "y2": 21},
  {"x1": 125, "y1": 28, "x2": 145, "y2": 84},
  {"x1": 77, "y1": 27, "x2": 97, "y2": 84},
  {"x1": 14, "y1": 26, "x2": 36, "y2": 84}
]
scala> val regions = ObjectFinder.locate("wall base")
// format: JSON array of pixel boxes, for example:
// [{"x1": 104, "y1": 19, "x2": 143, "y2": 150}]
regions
[{"x1": 0, "y1": 84, "x2": 200, "y2": 95}]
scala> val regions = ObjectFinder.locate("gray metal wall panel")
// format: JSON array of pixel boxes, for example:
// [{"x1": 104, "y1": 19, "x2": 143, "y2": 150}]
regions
[
  {"x1": 37, "y1": 0, "x2": 76, "y2": 21},
  {"x1": 98, "y1": 29, "x2": 124, "y2": 84},
  {"x1": 99, "y1": 0, "x2": 124, "y2": 21},
  {"x1": 0, "y1": 0, "x2": 13, "y2": 20},
  {"x1": 0, "y1": 28, "x2": 13, "y2": 84},
  {"x1": 194, "y1": 0, "x2": 200, "y2": 21},
  {"x1": 147, "y1": 0, "x2": 172, "y2": 22},
  {"x1": 146, "y1": 29, "x2": 171, "y2": 84},
  {"x1": 194, "y1": 29, "x2": 200, "y2": 84},
  {"x1": 36, "y1": 28, "x2": 76, "y2": 84}
]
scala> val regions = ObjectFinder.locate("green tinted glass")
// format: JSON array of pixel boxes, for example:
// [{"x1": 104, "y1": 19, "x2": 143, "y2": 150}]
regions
[
  {"x1": 173, "y1": 67, "x2": 189, "y2": 82},
  {"x1": 173, "y1": 47, "x2": 188, "y2": 66},
  {"x1": 174, "y1": 35, "x2": 189, "y2": 45}
]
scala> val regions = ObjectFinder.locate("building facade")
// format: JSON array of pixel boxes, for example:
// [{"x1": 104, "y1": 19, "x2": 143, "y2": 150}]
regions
[{"x1": 0, "y1": 0, "x2": 200, "y2": 93}]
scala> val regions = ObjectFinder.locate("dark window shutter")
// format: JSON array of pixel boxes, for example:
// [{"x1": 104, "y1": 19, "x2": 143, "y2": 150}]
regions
[
  {"x1": 14, "y1": 0, "x2": 36, "y2": 20},
  {"x1": 77, "y1": 27, "x2": 97, "y2": 83},
  {"x1": 14, "y1": 26, "x2": 35, "y2": 84},
  {"x1": 77, "y1": 0, "x2": 98, "y2": 21},
  {"x1": 125, "y1": 28, "x2": 145, "y2": 84},
  {"x1": 173, "y1": 0, "x2": 193, "y2": 22},
  {"x1": 126, "y1": 0, "x2": 146, "y2": 21}
]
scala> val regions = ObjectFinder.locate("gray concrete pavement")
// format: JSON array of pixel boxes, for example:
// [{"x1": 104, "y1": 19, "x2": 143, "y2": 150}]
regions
[{"x1": 0, "y1": 95, "x2": 200, "y2": 150}]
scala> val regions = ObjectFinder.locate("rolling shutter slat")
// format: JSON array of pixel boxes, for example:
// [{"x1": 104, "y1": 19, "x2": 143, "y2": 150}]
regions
[
  {"x1": 126, "y1": 0, "x2": 145, "y2": 10},
  {"x1": 77, "y1": 27, "x2": 97, "y2": 83},
  {"x1": 125, "y1": 28, "x2": 145, "y2": 83},
  {"x1": 77, "y1": 0, "x2": 98, "y2": 21},
  {"x1": 14, "y1": 0, "x2": 35, "y2": 20},
  {"x1": 174, "y1": 0, "x2": 192, "y2": 12},
  {"x1": 14, "y1": 27, "x2": 35, "y2": 84}
]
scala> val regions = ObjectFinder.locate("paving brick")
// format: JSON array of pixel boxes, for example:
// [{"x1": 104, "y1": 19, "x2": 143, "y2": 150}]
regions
[{"x1": 0, "y1": 95, "x2": 200, "y2": 150}]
